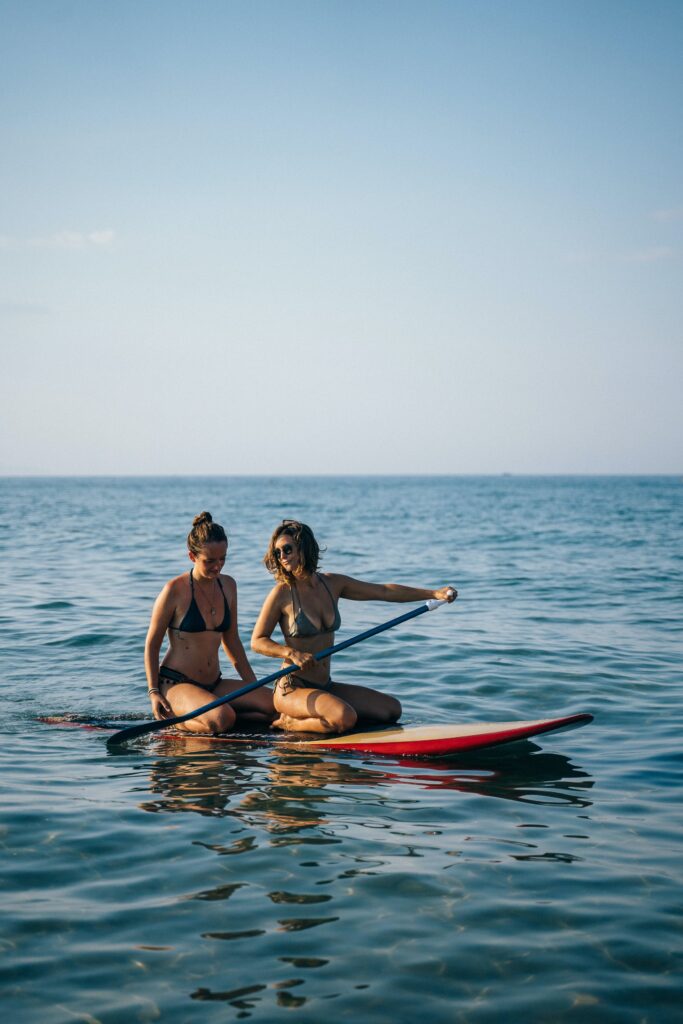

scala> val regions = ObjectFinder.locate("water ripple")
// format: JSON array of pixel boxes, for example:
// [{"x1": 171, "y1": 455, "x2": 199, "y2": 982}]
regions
[{"x1": 1, "y1": 475, "x2": 682, "y2": 1023}]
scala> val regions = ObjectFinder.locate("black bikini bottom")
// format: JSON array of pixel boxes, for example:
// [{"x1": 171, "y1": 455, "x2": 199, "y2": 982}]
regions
[{"x1": 159, "y1": 666, "x2": 222, "y2": 692}]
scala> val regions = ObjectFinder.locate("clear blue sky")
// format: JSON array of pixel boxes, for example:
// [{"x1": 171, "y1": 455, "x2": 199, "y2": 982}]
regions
[{"x1": 1, "y1": 0, "x2": 681, "y2": 474}]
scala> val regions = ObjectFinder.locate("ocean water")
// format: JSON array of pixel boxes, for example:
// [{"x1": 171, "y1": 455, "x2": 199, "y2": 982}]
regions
[{"x1": 1, "y1": 475, "x2": 682, "y2": 1023}]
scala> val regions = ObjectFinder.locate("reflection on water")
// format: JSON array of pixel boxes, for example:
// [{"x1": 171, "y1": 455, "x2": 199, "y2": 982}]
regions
[
  {"x1": 128, "y1": 744, "x2": 598, "y2": 1018},
  {"x1": 4, "y1": 476, "x2": 683, "y2": 1022},
  {"x1": 137, "y1": 742, "x2": 594, "y2": 828},
  {"x1": 402, "y1": 745, "x2": 595, "y2": 807}
]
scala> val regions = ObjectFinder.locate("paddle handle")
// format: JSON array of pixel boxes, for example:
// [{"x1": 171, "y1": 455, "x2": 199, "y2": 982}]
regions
[
  {"x1": 107, "y1": 595, "x2": 452, "y2": 746},
  {"x1": 426, "y1": 589, "x2": 455, "y2": 611}
]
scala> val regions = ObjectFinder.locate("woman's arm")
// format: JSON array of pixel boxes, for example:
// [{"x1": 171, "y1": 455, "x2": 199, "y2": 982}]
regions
[
  {"x1": 336, "y1": 575, "x2": 457, "y2": 604},
  {"x1": 251, "y1": 585, "x2": 316, "y2": 673},
  {"x1": 221, "y1": 578, "x2": 257, "y2": 683},
  {"x1": 144, "y1": 583, "x2": 176, "y2": 718}
]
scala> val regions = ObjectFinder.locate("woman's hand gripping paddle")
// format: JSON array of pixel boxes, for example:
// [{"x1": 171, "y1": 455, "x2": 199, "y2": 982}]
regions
[{"x1": 107, "y1": 593, "x2": 455, "y2": 747}]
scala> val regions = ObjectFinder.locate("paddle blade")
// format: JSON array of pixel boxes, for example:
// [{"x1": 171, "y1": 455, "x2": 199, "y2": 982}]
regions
[{"x1": 107, "y1": 717, "x2": 177, "y2": 746}]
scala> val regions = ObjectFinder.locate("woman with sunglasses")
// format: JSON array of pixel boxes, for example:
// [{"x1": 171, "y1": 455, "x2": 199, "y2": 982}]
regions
[
  {"x1": 145, "y1": 511, "x2": 274, "y2": 733},
  {"x1": 251, "y1": 520, "x2": 456, "y2": 734}
]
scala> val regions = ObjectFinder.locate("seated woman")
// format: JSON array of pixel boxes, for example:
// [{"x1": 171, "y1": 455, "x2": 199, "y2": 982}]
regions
[
  {"x1": 251, "y1": 520, "x2": 456, "y2": 735},
  {"x1": 145, "y1": 512, "x2": 274, "y2": 733}
]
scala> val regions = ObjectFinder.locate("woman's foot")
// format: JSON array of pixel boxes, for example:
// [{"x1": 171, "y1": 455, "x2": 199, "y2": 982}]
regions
[
  {"x1": 271, "y1": 713, "x2": 299, "y2": 731},
  {"x1": 271, "y1": 712, "x2": 352, "y2": 735}
]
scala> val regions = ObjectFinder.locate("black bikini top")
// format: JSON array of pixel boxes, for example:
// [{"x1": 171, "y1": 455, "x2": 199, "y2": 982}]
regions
[{"x1": 172, "y1": 569, "x2": 231, "y2": 633}]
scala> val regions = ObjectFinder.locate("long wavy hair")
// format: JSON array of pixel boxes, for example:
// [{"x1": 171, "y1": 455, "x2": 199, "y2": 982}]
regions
[{"x1": 263, "y1": 520, "x2": 322, "y2": 583}]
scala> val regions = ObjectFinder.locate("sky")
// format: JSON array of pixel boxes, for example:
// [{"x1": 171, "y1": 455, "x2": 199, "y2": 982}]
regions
[{"x1": 1, "y1": 0, "x2": 681, "y2": 475}]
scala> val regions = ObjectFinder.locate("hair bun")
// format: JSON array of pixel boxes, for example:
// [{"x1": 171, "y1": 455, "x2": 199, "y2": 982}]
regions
[
  {"x1": 187, "y1": 511, "x2": 227, "y2": 554},
  {"x1": 193, "y1": 511, "x2": 213, "y2": 527}
]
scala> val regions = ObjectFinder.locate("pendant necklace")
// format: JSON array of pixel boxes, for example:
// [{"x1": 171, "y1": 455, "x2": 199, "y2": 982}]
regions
[{"x1": 199, "y1": 578, "x2": 218, "y2": 618}]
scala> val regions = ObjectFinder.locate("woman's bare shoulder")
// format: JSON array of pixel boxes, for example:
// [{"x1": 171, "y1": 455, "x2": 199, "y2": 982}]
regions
[
  {"x1": 253, "y1": 582, "x2": 289, "y2": 632},
  {"x1": 151, "y1": 575, "x2": 186, "y2": 621},
  {"x1": 219, "y1": 572, "x2": 237, "y2": 593},
  {"x1": 320, "y1": 571, "x2": 346, "y2": 592},
  {"x1": 266, "y1": 581, "x2": 291, "y2": 608},
  {"x1": 166, "y1": 573, "x2": 189, "y2": 594}
]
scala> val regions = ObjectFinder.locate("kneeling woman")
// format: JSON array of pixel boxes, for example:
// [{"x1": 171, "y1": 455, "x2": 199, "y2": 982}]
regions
[
  {"x1": 251, "y1": 520, "x2": 456, "y2": 735},
  {"x1": 145, "y1": 512, "x2": 274, "y2": 733}
]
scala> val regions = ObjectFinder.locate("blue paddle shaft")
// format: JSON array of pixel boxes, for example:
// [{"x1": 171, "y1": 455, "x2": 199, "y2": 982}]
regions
[{"x1": 107, "y1": 599, "x2": 445, "y2": 746}]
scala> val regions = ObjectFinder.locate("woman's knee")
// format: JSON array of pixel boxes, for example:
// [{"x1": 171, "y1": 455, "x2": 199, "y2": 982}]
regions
[
  {"x1": 377, "y1": 697, "x2": 401, "y2": 724},
  {"x1": 328, "y1": 702, "x2": 357, "y2": 733},
  {"x1": 201, "y1": 704, "x2": 236, "y2": 733}
]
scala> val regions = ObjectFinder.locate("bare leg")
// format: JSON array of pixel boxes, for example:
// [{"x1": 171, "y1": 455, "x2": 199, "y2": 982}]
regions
[
  {"x1": 213, "y1": 678, "x2": 275, "y2": 723},
  {"x1": 327, "y1": 682, "x2": 401, "y2": 725},
  {"x1": 160, "y1": 681, "x2": 236, "y2": 734},
  {"x1": 272, "y1": 684, "x2": 357, "y2": 735}
]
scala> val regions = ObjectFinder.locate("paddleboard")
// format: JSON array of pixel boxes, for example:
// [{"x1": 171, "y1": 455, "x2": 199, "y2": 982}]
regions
[{"x1": 39, "y1": 713, "x2": 592, "y2": 758}]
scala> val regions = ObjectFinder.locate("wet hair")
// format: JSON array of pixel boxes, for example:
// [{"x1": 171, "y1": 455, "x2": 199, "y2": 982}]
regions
[
  {"x1": 187, "y1": 511, "x2": 228, "y2": 556},
  {"x1": 264, "y1": 520, "x2": 322, "y2": 582}
]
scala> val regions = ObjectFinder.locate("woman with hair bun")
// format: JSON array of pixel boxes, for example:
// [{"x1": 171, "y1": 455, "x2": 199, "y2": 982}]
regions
[
  {"x1": 251, "y1": 520, "x2": 456, "y2": 735},
  {"x1": 144, "y1": 512, "x2": 274, "y2": 733}
]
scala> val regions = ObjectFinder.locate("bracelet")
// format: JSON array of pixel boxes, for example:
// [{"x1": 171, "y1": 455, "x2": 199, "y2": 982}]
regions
[{"x1": 148, "y1": 688, "x2": 160, "y2": 695}]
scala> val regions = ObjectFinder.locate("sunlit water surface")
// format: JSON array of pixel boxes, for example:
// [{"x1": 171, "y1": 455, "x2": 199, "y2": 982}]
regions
[{"x1": 1, "y1": 476, "x2": 681, "y2": 1022}]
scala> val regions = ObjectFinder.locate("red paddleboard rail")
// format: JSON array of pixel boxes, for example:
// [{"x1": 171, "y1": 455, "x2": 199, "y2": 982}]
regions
[
  {"x1": 42, "y1": 712, "x2": 593, "y2": 759},
  {"x1": 304, "y1": 714, "x2": 593, "y2": 757}
]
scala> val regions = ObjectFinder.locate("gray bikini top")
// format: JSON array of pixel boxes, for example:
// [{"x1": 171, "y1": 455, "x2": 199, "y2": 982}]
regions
[{"x1": 284, "y1": 574, "x2": 341, "y2": 638}]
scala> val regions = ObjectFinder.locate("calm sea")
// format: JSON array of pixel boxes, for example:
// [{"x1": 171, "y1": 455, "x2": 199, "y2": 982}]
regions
[{"x1": 1, "y1": 476, "x2": 681, "y2": 1023}]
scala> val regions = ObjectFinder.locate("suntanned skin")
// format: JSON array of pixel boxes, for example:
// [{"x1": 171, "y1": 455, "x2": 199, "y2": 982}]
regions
[
  {"x1": 251, "y1": 534, "x2": 456, "y2": 735},
  {"x1": 145, "y1": 540, "x2": 274, "y2": 734}
]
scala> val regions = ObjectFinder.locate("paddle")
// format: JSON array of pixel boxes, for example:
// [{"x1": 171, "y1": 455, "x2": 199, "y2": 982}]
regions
[{"x1": 107, "y1": 592, "x2": 454, "y2": 747}]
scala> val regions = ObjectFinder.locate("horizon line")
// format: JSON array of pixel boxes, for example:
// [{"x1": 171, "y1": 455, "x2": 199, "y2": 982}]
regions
[{"x1": 1, "y1": 472, "x2": 681, "y2": 480}]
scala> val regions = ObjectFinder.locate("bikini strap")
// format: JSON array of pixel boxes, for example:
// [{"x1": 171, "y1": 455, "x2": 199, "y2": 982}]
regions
[
  {"x1": 290, "y1": 579, "x2": 301, "y2": 616},
  {"x1": 317, "y1": 573, "x2": 337, "y2": 611},
  {"x1": 189, "y1": 568, "x2": 195, "y2": 594}
]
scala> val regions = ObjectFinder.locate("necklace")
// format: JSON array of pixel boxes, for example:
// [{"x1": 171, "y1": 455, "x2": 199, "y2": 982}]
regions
[{"x1": 195, "y1": 576, "x2": 218, "y2": 617}]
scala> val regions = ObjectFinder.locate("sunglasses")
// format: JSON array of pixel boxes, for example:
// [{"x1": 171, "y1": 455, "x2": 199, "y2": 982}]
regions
[{"x1": 275, "y1": 543, "x2": 295, "y2": 559}]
